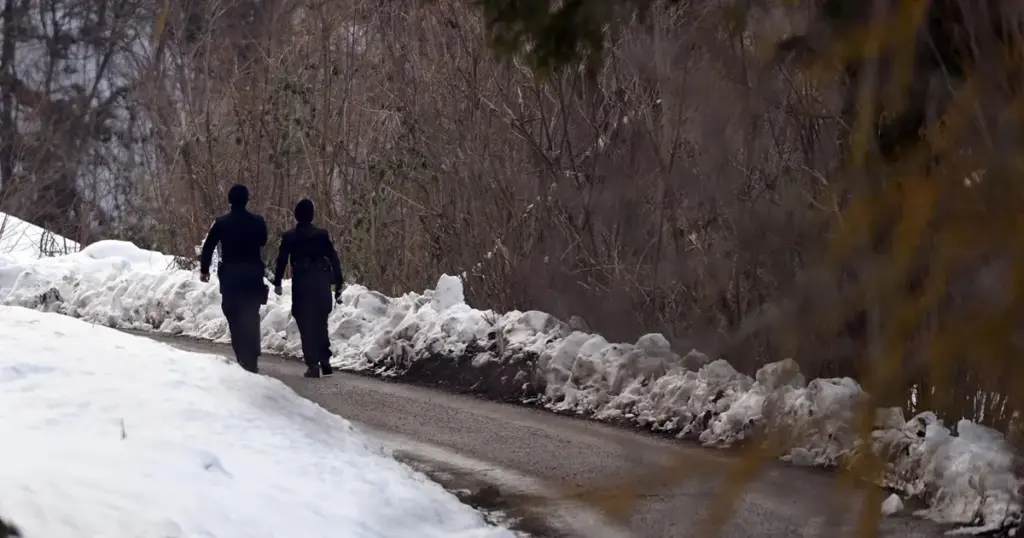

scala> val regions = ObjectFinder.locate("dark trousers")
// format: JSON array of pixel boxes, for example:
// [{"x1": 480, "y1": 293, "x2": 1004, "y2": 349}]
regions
[
  {"x1": 221, "y1": 293, "x2": 263, "y2": 373},
  {"x1": 291, "y1": 276, "x2": 333, "y2": 369},
  {"x1": 294, "y1": 307, "x2": 332, "y2": 369}
]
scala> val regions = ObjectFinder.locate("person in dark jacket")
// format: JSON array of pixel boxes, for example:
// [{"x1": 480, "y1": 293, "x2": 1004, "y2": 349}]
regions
[
  {"x1": 200, "y1": 184, "x2": 269, "y2": 374},
  {"x1": 272, "y1": 199, "x2": 344, "y2": 378}
]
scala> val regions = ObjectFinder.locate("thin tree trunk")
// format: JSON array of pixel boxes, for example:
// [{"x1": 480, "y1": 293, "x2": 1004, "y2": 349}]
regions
[{"x1": 0, "y1": 0, "x2": 17, "y2": 199}]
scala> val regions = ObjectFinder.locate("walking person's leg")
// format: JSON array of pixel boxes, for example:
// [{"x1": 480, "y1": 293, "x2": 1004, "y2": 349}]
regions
[
  {"x1": 307, "y1": 283, "x2": 334, "y2": 376},
  {"x1": 220, "y1": 295, "x2": 246, "y2": 367},
  {"x1": 238, "y1": 296, "x2": 262, "y2": 374},
  {"x1": 315, "y1": 308, "x2": 334, "y2": 376},
  {"x1": 293, "y1": 306, "x2": 322, "y2": 378}
]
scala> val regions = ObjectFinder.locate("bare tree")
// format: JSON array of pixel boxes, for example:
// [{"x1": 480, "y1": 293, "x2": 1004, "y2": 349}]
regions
[{"x1": 0, "y1": 0, "x2": 156, "y2": 244}]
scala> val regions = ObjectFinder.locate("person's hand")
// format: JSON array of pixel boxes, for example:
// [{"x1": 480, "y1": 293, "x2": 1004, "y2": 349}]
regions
[
  {"x1": 200, "y1": 272, "x2": 210, "y2": 283},
  {"x1": 274, "y1": 285, "x2": 283, "y2": 296},
  {"x1": 334, "y1": 289, "x2": 342, "y2": 304}
]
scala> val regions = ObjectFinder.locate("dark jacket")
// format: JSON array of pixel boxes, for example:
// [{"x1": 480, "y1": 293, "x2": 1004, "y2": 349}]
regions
[
  {"x1": 200, "y1": 208, "x2": 269, "y2": 296},
  {"x1": 272, "y1": 223, "x2": 343, "y2": 290}
]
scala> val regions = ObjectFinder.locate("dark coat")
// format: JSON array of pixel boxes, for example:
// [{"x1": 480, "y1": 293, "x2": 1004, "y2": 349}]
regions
[
  {"x1": 272, "y1": 223, "x2": 343, "y2": 315},
  {"x1": 200, "y1": 207, "x2": 269, "y2": 297}
]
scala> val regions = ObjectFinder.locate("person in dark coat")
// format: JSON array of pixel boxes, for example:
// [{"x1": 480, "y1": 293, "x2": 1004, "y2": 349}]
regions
[
  {"x1": 272, "y1": 199, "x2": 344, "y2": 378},
  {"x1": 199, "y1": 184, "x2": 269, "y2": 374}
]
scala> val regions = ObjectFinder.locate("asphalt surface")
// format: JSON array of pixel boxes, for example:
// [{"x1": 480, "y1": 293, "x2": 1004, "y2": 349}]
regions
[{"x1": 141, "y1": 333, "x2": 952, "y2": 538}]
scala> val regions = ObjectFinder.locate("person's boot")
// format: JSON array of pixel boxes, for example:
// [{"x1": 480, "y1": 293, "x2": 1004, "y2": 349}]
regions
[
  {"x1": 238, "y1": 357, "x2": 259, "y2": 374},
  {"x1": 320, "y1": 343, "x2": 334, "y2": 377},
  {"x1": 303, "y1": 365, "x2": 320, "y2": 378}
]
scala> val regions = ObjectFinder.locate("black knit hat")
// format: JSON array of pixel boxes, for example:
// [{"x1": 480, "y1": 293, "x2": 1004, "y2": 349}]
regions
[
  {"x1": 227, "y1": 184, "x2": 249, "y2": 208},
  {"x1": 294, "y1": 199, "x2": 315, "y2": 224}
]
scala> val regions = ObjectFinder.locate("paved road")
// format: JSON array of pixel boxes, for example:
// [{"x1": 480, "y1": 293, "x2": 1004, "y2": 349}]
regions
[{"x1": 143, "y1": 333, "x2": 950, "y2": 538}]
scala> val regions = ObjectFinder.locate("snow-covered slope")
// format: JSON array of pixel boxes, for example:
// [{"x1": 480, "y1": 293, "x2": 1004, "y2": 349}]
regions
[
  {"x1": 0, "y1": 212, "x2": 79, "y2": 260},
  {"x1": 0, "y1": 305, "x2": 513, "y2": 538},
  {"x1": 0, "y1": 230, "x2": 1020, "y2": 534}
]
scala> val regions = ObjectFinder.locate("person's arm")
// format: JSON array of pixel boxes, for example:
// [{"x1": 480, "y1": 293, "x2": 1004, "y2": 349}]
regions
[
  {"x1": 322, "y1": 231, "x2": 344, "y2": 291},
  {"x1": 272, "y1": 232, "x2": 292, "y2": 287},
  {"x1": 199, "y1": 220, "x2": 221, "y2": 278}
]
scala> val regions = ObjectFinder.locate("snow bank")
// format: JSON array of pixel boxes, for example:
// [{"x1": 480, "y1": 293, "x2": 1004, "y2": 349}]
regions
[
  {"x1": 0, "y1": 233, "x2": 1020, "y2": 534},
  {"x1": 0, "y1": 305, "x2": 513, "y2": 538}
]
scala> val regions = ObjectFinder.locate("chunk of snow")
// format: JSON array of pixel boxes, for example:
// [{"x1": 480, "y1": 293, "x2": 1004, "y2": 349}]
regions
[
  {"x1": 0, "y1": 305, "x2": 512, "y2": 538},
  {"x1": 80, "y1": 240, "x2": 178, "y2": 270},
  {"x1": 913, "y1": 419, "x2": 1020, "y2": 531},
  {"x1": 755, "y1": 358, "x2": 805, "y2": 390},
  {"x1": 882, "y1": 494, "x2": 904, "y2": 516},
  {"x1": 875, "y1": 407, "x2": 907, "y2": 430},
  {"x1": 680, "y1": 349, "x2": 711, "y2": 370},
  {"x1": 635, "y1": 333, "x2": 672, "y2": 354},
  {"x1": 431, "y1": 274, "x2": 465, "y2": 312}
]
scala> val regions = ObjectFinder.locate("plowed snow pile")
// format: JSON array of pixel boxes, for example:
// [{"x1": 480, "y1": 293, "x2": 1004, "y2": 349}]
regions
[{"x1": 0, "y1": 220, "x2": 1020, "y2": 535}]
